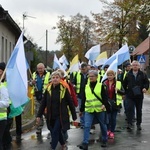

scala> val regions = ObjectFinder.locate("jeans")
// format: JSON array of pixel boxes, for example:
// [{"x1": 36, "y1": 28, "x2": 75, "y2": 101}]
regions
[
  {"x1": 50, "y1": 118, "x2": 65, "y2": 149},
  {"x1": 78, "y1": 98, "x2": 84, "y2": 127},
  {"x1": 83, "y1": 111, "x2": 107, "y2": 144},
  {"x1": 107, "y1": 110, "x2": 118, "y2": 132}
]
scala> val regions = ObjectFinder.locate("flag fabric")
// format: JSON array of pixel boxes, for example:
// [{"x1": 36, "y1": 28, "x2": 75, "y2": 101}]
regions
[
  {"x1": 101, "y1": 55, "x2": 118, "y2": 83},
  {"x1": 95, "y1": 51, "x2": 107, "y2": 66},
  {"x1": 88, "y1": 60, "x2": 95, "y2": 66},
  {"x1": 59, "y1": 54, "x2": 69, "y2": 65},
  {"x1": 53, "y1": 54, "x2": 67, "y2": 76},
  {"x1": 85, "y1": 44, "x2": 100, "y2": 61},
  {"x1": 6, "y1": 32, "x2": 28, "y2": 108},
  {"x1": 53, "y1": 54, "x2": 62, "y2": 70},
  {"x1": 69, "y1": 55, "x2": 79, "y2": 73},
  {"x1": 102, "y1": 44, "x2": 130, "y2": 68}
]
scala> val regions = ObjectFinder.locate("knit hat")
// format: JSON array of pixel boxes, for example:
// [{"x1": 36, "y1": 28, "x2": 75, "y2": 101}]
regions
[{"x1": 0, "y1": 62, "x2": 6, "y2": 71}]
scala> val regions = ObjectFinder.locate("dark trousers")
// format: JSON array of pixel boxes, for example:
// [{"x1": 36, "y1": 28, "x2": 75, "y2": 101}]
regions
[
  {"x1": 50, "y1": 118, "x2": 65, "y2": 149},
  {"x1": 126, "y1": 97, "x2": 143, "y2": 125},
  {"x1": 15, "y1": 114, "x2": 22, "y2": 136},
  {"x1": 0, "y1": 120, "x2": 7, "y2": 150},
  {"x1": 3, "y1": 118, "x2": 13, "y2": 149}
]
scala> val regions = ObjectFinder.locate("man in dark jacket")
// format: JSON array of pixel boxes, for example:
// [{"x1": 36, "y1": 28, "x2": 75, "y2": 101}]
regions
[
  {"x1": 123, "y1": 60, "x2": 149, "y2": 130},
  {"x1": 71, "y1": 62, "x2": 89, "y2": 128}
]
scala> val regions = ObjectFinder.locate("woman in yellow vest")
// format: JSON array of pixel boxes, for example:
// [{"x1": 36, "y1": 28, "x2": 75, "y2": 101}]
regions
[
  {"x1": 0, "y1": 62, "x2": 10, "y2": 150},
  {"x1": 103, "y1": 70, "x2": 125, "y2": 139},
  {"x1": 79, "y1": 70, "x2": 108, "y2": 149},
  {"x1": 36, "y1": 71, "x2": 77, "y2": 150}
]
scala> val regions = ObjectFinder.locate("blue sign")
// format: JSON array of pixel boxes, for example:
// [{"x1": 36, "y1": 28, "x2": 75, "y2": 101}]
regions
[{"x1": 137, "y1": 55, "x2": 146, "y2": 63}]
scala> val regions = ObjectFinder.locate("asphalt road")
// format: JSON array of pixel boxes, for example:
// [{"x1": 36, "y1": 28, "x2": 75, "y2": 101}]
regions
[{"x1": 11, "y1": 94, "x2": 150, "y2": 150}]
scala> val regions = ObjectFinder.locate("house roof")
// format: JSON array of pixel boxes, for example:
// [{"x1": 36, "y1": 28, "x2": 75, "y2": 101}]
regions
[
  {"x1": 0, "y1": 5, "x2": 26, "y2": 40},
  {"x1": 132, "y1": 37, "x2": 150, "y2": 55}
]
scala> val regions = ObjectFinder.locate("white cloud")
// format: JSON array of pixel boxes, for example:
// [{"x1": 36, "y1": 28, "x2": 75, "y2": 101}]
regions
[{"x1": 1, "y1": 0, "x2": 104, "y2": 50}]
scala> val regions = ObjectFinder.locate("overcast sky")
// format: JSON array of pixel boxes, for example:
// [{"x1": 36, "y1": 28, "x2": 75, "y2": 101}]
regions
[{"x1": 1, "y1": 0, "x2": 105, "y2": 51}]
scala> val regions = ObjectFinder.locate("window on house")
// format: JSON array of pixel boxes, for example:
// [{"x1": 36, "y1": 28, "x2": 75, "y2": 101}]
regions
[
  {"x1": 5, "y1": 39, "x2": 7, "y2": 62},
  {"x1": 1, "y1": 36, "x2": 4, "y2": 61}
]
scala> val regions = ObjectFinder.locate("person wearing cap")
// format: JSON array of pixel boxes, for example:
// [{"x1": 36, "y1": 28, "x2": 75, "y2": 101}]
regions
[
  {"x1": 121, "y1": 62, "x2": 131, "y2": 119},
  {"x1": 0, "y1": 62, "x2": 10, "y2": 150}
]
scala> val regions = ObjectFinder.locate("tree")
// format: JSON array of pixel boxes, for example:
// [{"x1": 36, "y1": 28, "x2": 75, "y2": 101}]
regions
[
  {"x1": 137, "y1": 0, "x2": 150, "y2": 41},
  {"x1": 54, "y1": 13, "x2": 96, "y2": 62},
  {"x1": 92, "y1": 0, "x2": 149, "y2": 48}
]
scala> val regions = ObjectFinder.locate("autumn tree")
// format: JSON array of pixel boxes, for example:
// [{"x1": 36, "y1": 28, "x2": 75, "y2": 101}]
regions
[
  {"x1": 137, "y1": 0, "x2": 150, "y2": 41},
  {"x1": 54, "y1": 13, "x2": 96, "y2": 62},
  {"x1": 92, "y1": 0, "x2": 149, "y2": 48}
]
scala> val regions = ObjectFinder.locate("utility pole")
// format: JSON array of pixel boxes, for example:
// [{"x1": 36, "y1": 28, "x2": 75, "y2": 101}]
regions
[
  {"x1": 23, "y1": 12, "x2": 36, "y2": 29},
  {"x1": 46, "y1": 30, "x2": 48, "y2": 67}
]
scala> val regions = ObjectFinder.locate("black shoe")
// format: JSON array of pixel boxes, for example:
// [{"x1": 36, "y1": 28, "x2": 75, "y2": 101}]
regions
[
  {"x1": 16, "y1": 135, "x2": 22, "y2": 143},
  {"x1": 36, "y1": 131, "x2": 42, "y2": 136},
  {"x1": 127, "y1": 124, "x2": 132, "y2": 130},
  {"x1": 101, "y1": 142, "x2": 107, "y2": 147},
  {"x1": 137, "y1": 125, "x2": 142, "y2": 131},
  {"x1": 79, "y1": 143, "x2": 88, "y2": 150}
]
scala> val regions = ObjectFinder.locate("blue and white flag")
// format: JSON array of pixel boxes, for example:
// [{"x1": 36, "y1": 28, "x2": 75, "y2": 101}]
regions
[
  {"x1": 85, "y1": 44, "x2": 100, "y2": 61},
  {"x1": 59, "y1": 54, "x2": 69, "y2": 66},
  {"x1": 53, "y1": 54, "x2": 67, "y2": 76},
  {"x1": 6, "y1": 31, "x2": 28, "y2": 108},
  {"x1": 53, "y1": 54, "x2": 61, "y2": 70},
  {"x1": 101, "y1": 55, "x2": 118, "y2": 83},
  {"x1": 102, "y1": 44, "x2": 130, "y2": 68}
]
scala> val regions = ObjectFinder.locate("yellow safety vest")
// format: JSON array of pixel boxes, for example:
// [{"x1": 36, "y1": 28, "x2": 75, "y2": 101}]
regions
[
  {"x1": 123, "y1": 70, "x2": 127, "y2": 80},
  {"x1": 47, "y1": 83, "x2": 66, "y2": 101},
  {"x1": 85, "y1": 82, "x2": 104, "y2": 113},
  {"x1": 31, "y1": 71, "x2": 50, "y2": 94},
  {"x1": 0, "y1": 83, "x2": 8, "y2": 120},
  {"x1": 76, "y1": 72, "x2": 81, "y2": 94},
  {"x1": 116, "y1": 81, "x2": 122, "y2": 106}
]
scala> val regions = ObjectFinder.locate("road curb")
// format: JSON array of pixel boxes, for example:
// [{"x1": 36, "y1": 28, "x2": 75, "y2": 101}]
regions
[{"x1": 10, "y1": 119, "x2": 36, "y2": 136}]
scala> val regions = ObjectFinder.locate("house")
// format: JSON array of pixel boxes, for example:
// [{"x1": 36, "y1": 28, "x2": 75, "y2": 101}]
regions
[
  {"x1": 132, "y1": 36, "x2": 150, "y2": 77},
  {"x1": 0, "y1": 5, "x2": 25, "y2": 63}
]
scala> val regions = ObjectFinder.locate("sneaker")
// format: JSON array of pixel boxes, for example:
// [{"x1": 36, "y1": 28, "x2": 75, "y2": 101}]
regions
[
  {"x1": 137, "y1": 125, "x2": 142, "y2": 131},
  {"x1": 107, "y1": 130, "x2": 111, "y2": 136},
  {"x1": 101, "y1": 142, "x2": 107, "y2": 147},
  {"x1": 109, "y1": 132, "x2": 114, "y2": 139}
]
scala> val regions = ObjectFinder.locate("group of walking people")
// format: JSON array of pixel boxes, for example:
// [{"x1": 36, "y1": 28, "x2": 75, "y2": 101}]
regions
[
  {"x1": 1, "y1": 59, "x2": 149, "y2": 150},
  {"x1": 30, "y1": 60, "x2": 149, "y2": 150}
]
